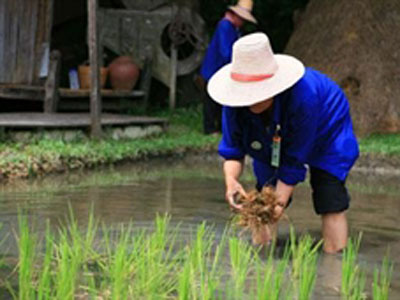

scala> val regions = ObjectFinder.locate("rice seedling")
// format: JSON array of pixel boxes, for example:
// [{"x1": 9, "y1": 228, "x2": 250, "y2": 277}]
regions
[
  {"x1": 177, "y1": 257, "x2": 192, "y2": 300},
  {"x1": 228, "y1": 236, "x2": 255, "y2": 299},
  {"x1": 288, "y1": 228, "x2": 322, "y2": 300},
  {"x1": 289, "y1": 227, "x2": 322, "y2": 280},
  {"x1": 4, "y1": 211, "x2": 395, "y2": 300},
  {"x1": 253, "y1": 241, "x2": 291, "y2": 300},
  {"x1": 297, "y1": 249, "x2": 319, "y2": 300},
  {"x1": 80, "y1": 206, "x2": 99, "y2": 263},
  {"x1": 205, "y1": 229, "x2": 227, "y2": 299},
  {"x1": 129, "y1": 215, "x2": 178, "y2": 299},
  {"x1": 185, "y1": 223, "x2": 212, "y2": 299},
  {"x1": 185, "y1": 223, "x2": 227, "y2": 300},
  {"x1": 36, "y1": 220, "x2": 53, "y2": 300},
  {"x1": 351, "y1": 271, "x2": 366, "y2": 300},
  {"x1": 16, "y1": 215, "x2": 37, "y2": 300},
  {"x1": 0, "y1": 223, "x2": 6, "y2": 273},
  {"x1": 104, "y1": 223, "x2": 135, "y2": 300},
  {"x1": 53, "y1": 228, "x2": 81, "y2": 299},
  {"x1": 341, "y1": 233, "x2": 367, "y2": 300},
  {"x1": 372, "y1": 255, "x2": 393, "y2": 300}
]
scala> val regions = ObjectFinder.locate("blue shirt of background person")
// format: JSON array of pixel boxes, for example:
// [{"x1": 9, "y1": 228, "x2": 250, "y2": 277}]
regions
[
  {"x1": 218, "y1": 67, "x2": 360, "y2": 190},
  {"x1": 200, "y1": 19, "x2": 240, "y2": 81}
]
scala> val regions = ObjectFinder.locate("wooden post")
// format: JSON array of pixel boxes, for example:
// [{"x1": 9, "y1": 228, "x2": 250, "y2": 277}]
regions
[
  {"x1": 44, "y1": 50, "x2": 61, "y2": 113},
  {"x1": 169, "y1": 46, "x2": 178, "y2": 111},
  {"x1": 88, "y1": 0, "x2": 102, "y2": 138},
  {"x1": 139, "y1": 52, "x2": 153, "y2": 112}
]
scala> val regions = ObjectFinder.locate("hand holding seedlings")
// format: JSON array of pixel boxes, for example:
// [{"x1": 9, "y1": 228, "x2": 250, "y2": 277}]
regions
[{"x1": 225, "y1": 176, "x2": 248, "y2": 210}]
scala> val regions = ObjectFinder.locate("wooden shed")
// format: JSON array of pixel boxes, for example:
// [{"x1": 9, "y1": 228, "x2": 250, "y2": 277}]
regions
[{"x1": 0, "y1": 0, "x2": 169, "y2": 138}]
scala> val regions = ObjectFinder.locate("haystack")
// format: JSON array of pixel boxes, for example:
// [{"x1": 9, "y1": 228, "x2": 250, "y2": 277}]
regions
[{"x1": 285, "y1": 0, "x2": 400, "y2": 135}]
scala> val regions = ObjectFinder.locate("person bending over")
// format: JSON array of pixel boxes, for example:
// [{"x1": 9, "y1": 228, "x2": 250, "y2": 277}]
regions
[{"x1": 207, "y1": 32, "x2": 359, "y2": 254}]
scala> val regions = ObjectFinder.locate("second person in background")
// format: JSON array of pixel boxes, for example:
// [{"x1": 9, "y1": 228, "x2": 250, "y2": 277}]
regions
[{"x1": 199, "y1": 0, "x2": 257, "y2": 135}]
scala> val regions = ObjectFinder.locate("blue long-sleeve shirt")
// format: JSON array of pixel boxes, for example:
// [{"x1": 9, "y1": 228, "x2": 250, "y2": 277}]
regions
[
  {"x1": 200, "y1": 19, "x2": 240, "y2": 81},
  {"x1": 218, "y1": 68, "x2": 359, "y2": 189}
]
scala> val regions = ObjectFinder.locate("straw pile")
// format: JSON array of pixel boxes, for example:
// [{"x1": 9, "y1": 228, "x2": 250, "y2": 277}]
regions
[{"x1": 285, "y1": 0, "x2": 400, "y2": 135}]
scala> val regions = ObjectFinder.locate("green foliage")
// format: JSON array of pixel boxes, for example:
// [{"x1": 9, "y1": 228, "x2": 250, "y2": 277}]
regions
[
  {"x1": 359, "y1": 134, "x2": 400, "y2": 155},
  {"x1": 3, "y1": 214, "x2": 396, "y2": 299}
]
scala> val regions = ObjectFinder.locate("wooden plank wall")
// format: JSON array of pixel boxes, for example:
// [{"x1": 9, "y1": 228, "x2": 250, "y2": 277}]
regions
[{"x1": 0, "y1": 0, "x2": 53, "y2": 85}]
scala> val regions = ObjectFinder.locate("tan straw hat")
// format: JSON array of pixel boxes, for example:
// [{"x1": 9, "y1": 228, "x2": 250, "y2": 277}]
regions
[
  {"x1": 207, "y1": 32, "x2": 305, "y2": 107},
  {"x1": 229, "y1": 0, "x2": 257, "y2": 24}
]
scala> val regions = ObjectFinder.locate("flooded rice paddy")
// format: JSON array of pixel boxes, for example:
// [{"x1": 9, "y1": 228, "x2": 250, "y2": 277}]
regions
[{"x1": 0, "y1": 155, "x2": 399, "y2": 299}]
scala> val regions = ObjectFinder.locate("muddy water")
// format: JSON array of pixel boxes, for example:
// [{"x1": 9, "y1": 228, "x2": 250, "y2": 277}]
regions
[{"x1": 0, "y1": 155, "x2": 399, "y2": 299}]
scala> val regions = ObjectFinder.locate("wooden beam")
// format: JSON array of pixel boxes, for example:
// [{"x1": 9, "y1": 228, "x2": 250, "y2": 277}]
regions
[
  {"x1": 0, "y1": 84, "x2": 144, "y2": 101},
  {"x1": 59, "y1": 89, "x2": 145, "y2": 98},
  {"x1": 44, "y1": 50, "x2": 61, "y2": 113},
  {"x1": 88, "y1": 0, "x2": 102, "y2": 138},
  {"x1": 169, "y1": 46, "x2": 177, "y2": 111},
  {"x1": 0, "y1": 113, "x2": 168, "y2": 128},
  {"x1": 0, "y1": 84, "x2": 43, "y2": 100}
]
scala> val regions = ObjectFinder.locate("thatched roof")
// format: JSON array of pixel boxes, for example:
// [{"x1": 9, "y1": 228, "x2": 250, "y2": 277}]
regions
[{"x1": 285, "y1": 0, "x2": 400, "y2": 135}]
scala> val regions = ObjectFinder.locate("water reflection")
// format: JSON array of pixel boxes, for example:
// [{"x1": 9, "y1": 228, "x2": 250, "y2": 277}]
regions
[{"x1": 0, "y1": 156, "x2": 399, "y2": 298}]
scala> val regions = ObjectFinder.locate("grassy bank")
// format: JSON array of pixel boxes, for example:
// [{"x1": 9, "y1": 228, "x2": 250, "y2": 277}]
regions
[
  {"x1": 0, "y1": 107, "x2": 219, "y2": 180},
  {"x1": 358, "y1": 133, "x2": 400, "y2": 155},
  {"x1": 1, "y1": 214, "x2": 394, "y2": 299},
  {"x1": 0, "y1": 106, "x2": 399, "y2": 181}
]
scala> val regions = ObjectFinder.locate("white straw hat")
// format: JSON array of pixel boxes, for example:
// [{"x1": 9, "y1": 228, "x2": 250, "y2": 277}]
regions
[
  {"x1": 207, "y1": 32, "x2": 305, "y2": 107},
  {"x1": 229, "y1": 0, "x2": 257, "y2": 24}
]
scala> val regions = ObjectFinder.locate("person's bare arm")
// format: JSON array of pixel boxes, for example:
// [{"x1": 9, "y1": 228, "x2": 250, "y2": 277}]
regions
[{"x1": 223, "y1": 159, "x2": 247, "y2": 209}]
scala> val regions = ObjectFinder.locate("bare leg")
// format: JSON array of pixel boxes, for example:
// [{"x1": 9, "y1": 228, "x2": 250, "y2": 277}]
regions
[{"x1": 321, "y1": 212, "x2": 348, "y2": 254}]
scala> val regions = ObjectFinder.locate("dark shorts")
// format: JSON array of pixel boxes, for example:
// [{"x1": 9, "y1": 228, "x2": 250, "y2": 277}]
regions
[{"x1": 310, "y1": 167, "x2": 350, "y2": 215}]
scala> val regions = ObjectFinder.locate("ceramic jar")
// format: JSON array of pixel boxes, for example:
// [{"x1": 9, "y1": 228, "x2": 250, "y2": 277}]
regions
[
  {"x1": 108, "y1": 56, "x2": 140, "y2": 91},
  {"x1": 78, "y1": 65, "x2": 108, "y2": 89}
]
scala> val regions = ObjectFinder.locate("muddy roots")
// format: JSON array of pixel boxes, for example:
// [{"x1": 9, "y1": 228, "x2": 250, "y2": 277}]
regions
[{"x1": 236, "y1": 186, "x2": 281, "y2": 234}]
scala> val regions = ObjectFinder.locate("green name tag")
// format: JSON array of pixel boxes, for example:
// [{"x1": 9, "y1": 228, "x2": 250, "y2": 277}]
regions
[
  {"x1": 271, "y1": 125, "x2": 281, "y2": 168},
  {"x1": 271, "y1": 139, "x2": 281, "y2": 167}
]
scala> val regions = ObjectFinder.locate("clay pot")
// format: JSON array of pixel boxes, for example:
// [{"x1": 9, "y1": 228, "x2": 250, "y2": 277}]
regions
[
  {"x1": 78, "y1": 65, "x2": 108, "y2": 89},
  {"x1": 108, "y1": 56, "x2": 140, "y2": 91}
]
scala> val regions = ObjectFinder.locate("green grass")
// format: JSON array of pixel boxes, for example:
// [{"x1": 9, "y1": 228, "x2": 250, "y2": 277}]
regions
[
  {"x1": 358, "y1": 133, "x2": 400, "y2": 155},
  {"x1": 0, "y1": 107, "x2": 220, "y2": 180},
  {"x1": 2, "y1": 213, "x2": 394, "y2": 300}
]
